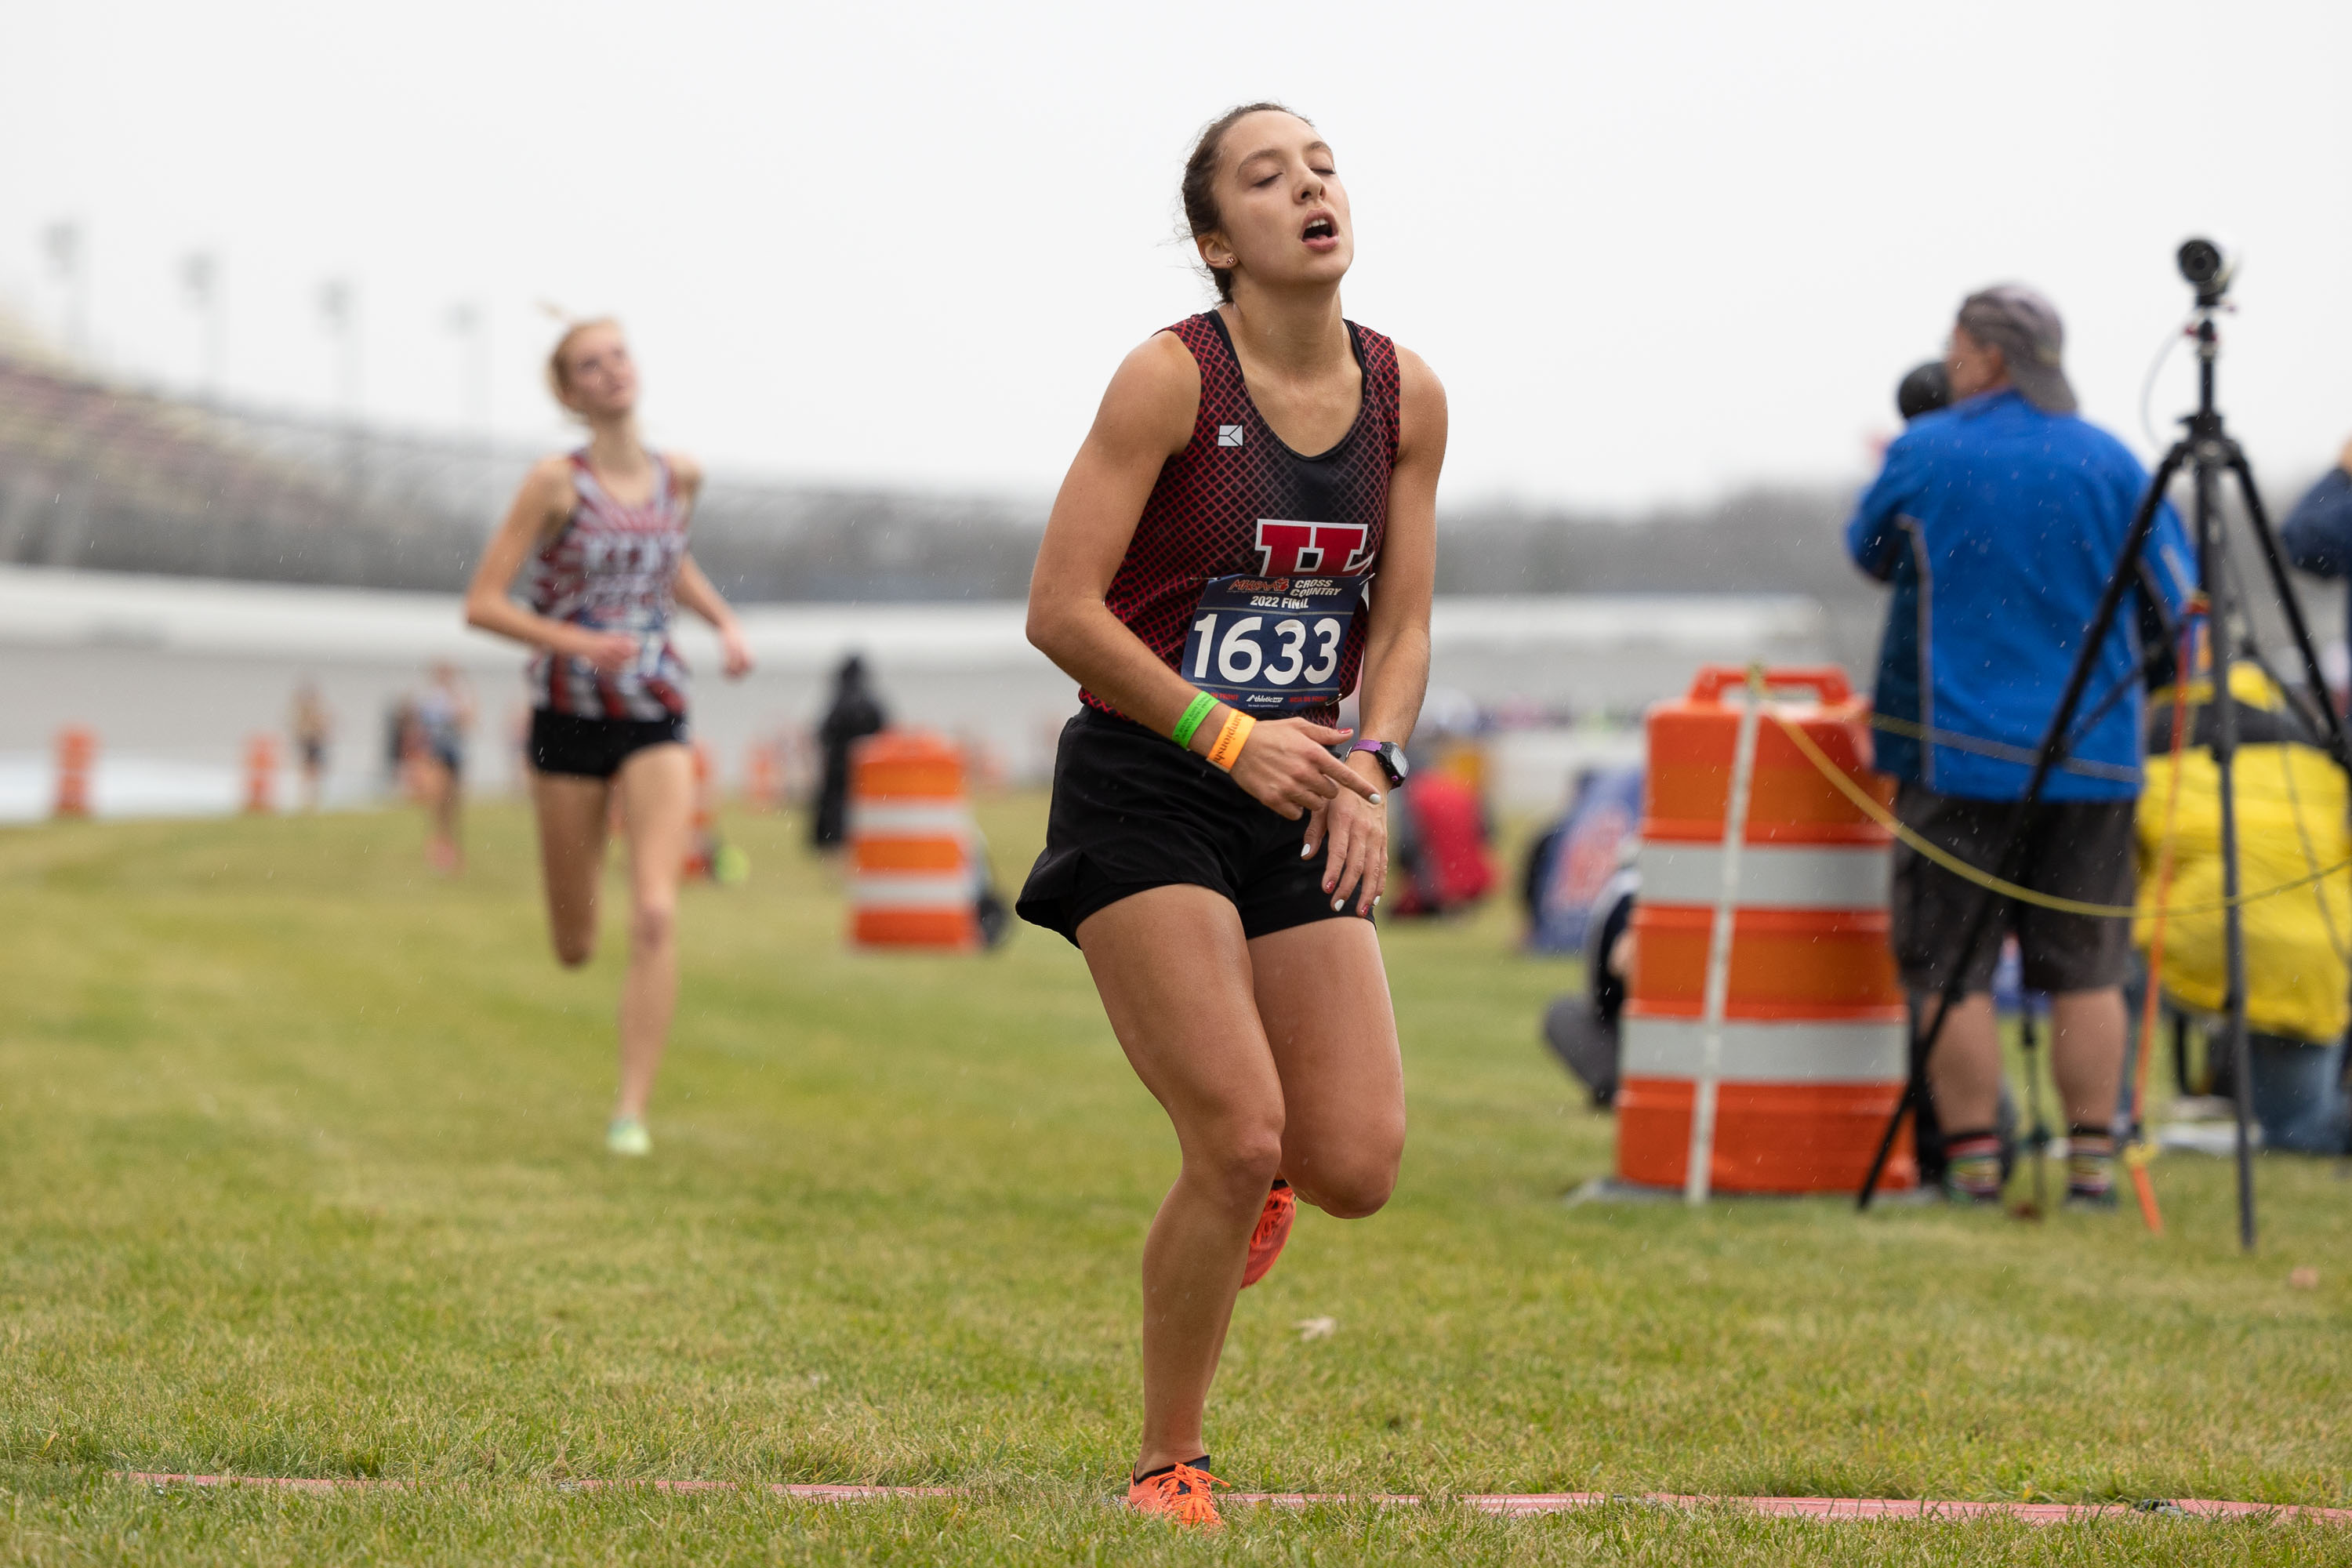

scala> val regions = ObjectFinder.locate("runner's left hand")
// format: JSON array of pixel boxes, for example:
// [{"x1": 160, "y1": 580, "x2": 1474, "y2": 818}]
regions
[
  {"x1": 719, "y1": 626, "x2": 755, "y2": 679},
  {"x1": 1302, "y1": 756, "x2": 1388, "y2": 916}
]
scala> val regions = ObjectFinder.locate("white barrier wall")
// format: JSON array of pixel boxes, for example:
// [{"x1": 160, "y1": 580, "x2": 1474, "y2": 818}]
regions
[{"x1": 0, "y1": 565, "x2": 1831, "y2": 818}]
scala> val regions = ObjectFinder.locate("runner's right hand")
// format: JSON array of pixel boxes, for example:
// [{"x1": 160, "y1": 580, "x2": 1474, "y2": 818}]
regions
[
  {"x1": 1227, "y1": 718, "x2": 1381, "y2": 820},
  {"x1": 571, "y1": 630, "x2": 640, "y2": 673}
]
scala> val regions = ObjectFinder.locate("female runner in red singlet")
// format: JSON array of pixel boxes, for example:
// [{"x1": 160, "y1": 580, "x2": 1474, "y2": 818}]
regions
[
  {"x1": 1019, "y1": 104, "x2": 1445, "y2": 1523},
  {"x1": 464, "y1": 319, "x2": 754, "y2": 1157}
]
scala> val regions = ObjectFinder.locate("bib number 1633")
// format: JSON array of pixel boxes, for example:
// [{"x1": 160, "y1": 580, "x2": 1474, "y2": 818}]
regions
[{"x1": 1179, "y1": 574, "x2": 1369, "y2": 717}]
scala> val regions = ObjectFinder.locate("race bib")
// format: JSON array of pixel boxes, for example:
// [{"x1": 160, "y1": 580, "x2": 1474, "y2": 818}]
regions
[{"x1": 1178, "y1": 575, "x2": 1369, "y2": 716}]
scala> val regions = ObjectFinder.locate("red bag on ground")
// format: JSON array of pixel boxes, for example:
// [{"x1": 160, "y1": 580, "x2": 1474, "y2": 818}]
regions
[{"x1": 1392, "y1": 773, "x2": 1495, "y2": 916}]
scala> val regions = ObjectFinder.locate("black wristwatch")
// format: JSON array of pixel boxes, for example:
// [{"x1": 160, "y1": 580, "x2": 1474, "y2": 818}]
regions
[{"x1": 1347, "y1": 739, "x2": 1410, "y2": 789}]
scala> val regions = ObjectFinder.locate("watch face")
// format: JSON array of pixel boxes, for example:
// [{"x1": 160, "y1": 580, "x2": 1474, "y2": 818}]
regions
[{"x1": 1344, "y1": 742, "x2": 1408, "y2": 787}]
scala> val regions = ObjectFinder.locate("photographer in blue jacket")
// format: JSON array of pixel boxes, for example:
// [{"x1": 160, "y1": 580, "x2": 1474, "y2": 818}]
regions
[{"x1": 1847, "y1": 285, "x2": 2195, "y2": 1207}]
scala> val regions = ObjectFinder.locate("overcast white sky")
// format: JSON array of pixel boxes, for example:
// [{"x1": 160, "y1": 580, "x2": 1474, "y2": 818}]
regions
[{"x1": 4, "y1": 0, "x2": 2348, "y2": 510}]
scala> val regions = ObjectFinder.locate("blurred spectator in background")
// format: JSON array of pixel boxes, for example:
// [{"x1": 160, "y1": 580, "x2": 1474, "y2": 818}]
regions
[
  {"x1": 2278, "y1": 432, "x2": 2352, "y2": 701},
  {"x1": 1385, "y1": 698, "x2": 1496, "y2": 920},
  {"x1": 1388, "y1": 769, "x2": 1494, "y2": 918},
  {"x1": 1540, "y1": 863, "x2": 1639, "y2": 1109},
  {"x1": 812, "y1": 654, "x2": 886, "y2": 851},
  {"x1": 2274, "y1": 431, "x2": 2352, "y2": 1154},
  {"x1": 412, "y1": 662, "x2": 474, "y2": 873},
  {"x1": 1523, "y1": 764, "x2": 1642, "y2": 953},
  {"x1": 1847, "y1": 284, "x2": 2194, "y2": 1208},
  {"x1": 290, "y1": 681, "x2": 332, "y2": 811},
  {"x1": 385, "y1": 697, "x2": 416, "y2": 794}
]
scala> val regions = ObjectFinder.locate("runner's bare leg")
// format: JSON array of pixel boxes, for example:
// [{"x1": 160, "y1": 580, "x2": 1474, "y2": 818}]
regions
[
  {"x1": 1251, "y1": 917, "x2": 1405, "y2": 1218},
  {"x1": 612, "y1": 743, "x2": 695, "y2": 1121},
  {"x1": 1080, "y1": 884, "x2": 1282, "y2": 1479},
  {"x1": 1082, "y1": 886, "x2": 1406, "y2": 1478},
  {"x1": 532, "y1": 773, "x2": 610, "y2": 966}
]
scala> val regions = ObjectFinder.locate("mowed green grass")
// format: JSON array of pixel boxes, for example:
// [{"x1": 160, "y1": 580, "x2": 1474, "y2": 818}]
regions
[{"x1": 0, "y1": 795, "x2": 2347, "y2": 1566}]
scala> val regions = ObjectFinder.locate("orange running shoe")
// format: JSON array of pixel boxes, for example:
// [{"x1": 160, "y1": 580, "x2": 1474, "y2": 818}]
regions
[
  {"x1": 1241, "y1": 1179, "x2": 1294, "y2": 1288},
  {"x1": 1126, "y1": 1458, "x2": 1224, "y2": 1526}
]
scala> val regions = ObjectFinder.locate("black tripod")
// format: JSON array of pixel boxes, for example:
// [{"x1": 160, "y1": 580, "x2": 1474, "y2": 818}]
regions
[{"x1": 1856, "y1": 241, "x2": 2352, "y2": 1251}]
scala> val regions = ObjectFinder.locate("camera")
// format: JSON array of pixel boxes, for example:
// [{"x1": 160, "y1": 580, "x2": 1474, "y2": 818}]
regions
[
  {"x1": 2177, "y1": 236, "x2": 2236, "y2": 303},
  {"x1": 1896, "y1": 360, "x2": 1950, "y2": 423}
]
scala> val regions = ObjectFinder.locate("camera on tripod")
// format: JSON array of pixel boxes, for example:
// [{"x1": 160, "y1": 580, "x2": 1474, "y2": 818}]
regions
[{"x1": 2177, "y1": 237, "x2": 2236, "y2": 305}]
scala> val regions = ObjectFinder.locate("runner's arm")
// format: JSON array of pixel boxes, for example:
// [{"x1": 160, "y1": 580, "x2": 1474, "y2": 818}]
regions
[
  {"x1": 1306, "y1": 347, "x2": 1446, "y2": 913},
  {"x1": 1355, "y1": 347, "x2": 1443, "y2": 754},
  {"x1": 1027, "y1": 333, "x2": 1213, "y2": 730},
  {"x1": 661, "y1": 453, "x2": 753, "y2": 677},
  {"x1": 1026, "y1": 334, "x2": 1377, "y2": 817},
  {"x1": 463, "y1": 458, "x2": 637, "y2": 673},
  {"x1": 673, "y1": 554, "x2": 755, "y2": 678}
]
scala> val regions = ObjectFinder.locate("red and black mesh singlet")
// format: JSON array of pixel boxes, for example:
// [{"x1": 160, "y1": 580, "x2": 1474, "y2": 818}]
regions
[
  {"x1": 1083, "y1": 311, "x2": 1401, "y2": 729},
  {"x1": 524, "y1": 452, "x2": 694, "y2": 721}
]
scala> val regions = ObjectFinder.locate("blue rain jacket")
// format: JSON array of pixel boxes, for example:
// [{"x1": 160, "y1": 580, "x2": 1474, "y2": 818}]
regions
[{"x1": 1846, "y1": 389, "x2": 2195, "y2": 801}]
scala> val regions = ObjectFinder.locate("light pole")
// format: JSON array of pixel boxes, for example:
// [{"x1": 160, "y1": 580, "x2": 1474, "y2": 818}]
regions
[
  {"x1": 316, "y1": 277, "x2": 358, "y2": 420},
  {"x1": 316, "y1": 277, "x2": 363, "y2": 494},
  {"x1": 42, "y1": 220, "x2": 89, "y2": 360},
  {"x1": 180, "y1": 251, "x2": 224, "y2": 396},
  {"x1": 445, "y1": 301, "x2": 490, "y2": 444}
]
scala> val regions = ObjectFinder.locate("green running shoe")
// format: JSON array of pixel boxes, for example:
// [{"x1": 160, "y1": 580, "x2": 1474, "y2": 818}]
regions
[{"x1": 606, "y1": 1116, "x2": 652, "y2": 1157}]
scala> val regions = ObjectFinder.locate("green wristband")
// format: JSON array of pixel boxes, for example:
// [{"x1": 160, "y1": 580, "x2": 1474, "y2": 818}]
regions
[{"x1": 1171, "y1": 691, "x2": 1218, "y2": 750}]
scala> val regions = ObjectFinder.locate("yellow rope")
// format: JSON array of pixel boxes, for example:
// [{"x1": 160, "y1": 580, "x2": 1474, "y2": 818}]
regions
[{"x1": 1766, "y1": 711, "x2": 2352, "y2": 920}]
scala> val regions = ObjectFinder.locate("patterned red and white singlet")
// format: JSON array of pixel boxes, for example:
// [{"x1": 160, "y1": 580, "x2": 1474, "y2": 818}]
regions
[
  {"x1": 1083, "y1": 311, "x2": 1401, "y2": 730},
  {"x1": 524, "y1": 452, "x2": 694, "y2": 721}
]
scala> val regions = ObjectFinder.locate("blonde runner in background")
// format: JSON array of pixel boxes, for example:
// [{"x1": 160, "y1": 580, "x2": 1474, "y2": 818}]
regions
[{"x1": 463, "y1": 319, "x2": 754, "y2": 1156}]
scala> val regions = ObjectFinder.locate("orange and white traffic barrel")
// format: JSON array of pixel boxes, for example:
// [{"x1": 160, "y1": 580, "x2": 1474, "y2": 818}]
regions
[
  {"x1": 53, "y1": 728, "x2": 96, "y2": 819},
  {"x1": 745, "y1": 739, "x2": 783, "y2": 813},
  {"x1": 243, "y1": 734, "x2": 279, "y2": 815},
  {"x1": 1617, "y1": 665, "x2": 1916, "y2": 1194},
  {"x1": 848, "y1": 731, "x2": 980, "y2": 951}
]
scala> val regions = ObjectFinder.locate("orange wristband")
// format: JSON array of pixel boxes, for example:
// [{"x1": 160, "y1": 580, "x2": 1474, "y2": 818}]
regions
[{"x1": 1205, "y1": 710, "x2": 1256, "y2": 771}]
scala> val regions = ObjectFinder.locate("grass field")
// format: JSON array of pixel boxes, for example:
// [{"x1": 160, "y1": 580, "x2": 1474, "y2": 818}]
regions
[{"x1": 1, "y1": 795, "x2": 2347, "y2": 1566}]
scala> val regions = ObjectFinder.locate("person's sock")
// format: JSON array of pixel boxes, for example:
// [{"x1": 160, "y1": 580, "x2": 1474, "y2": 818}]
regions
[
  {"x1": 1133, "y1": 1455, "x2": 1211, "y2": 1485},
  {"x1": 1943, "y1": 1130, "x2": 2003, "y2": 1202},
  {"x1": 2067, "y1": 1127, "x2": 2115, "y2": 1202}
]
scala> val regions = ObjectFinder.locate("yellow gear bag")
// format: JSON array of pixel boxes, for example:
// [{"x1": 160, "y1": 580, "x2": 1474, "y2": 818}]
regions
[{"x1": 2136, "y1": 664, "x2": 2352, "y2": 1045}]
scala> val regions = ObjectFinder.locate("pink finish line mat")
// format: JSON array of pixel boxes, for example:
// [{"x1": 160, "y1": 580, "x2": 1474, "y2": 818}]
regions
[{"x1": 117, "y1": 1474, "x2": 2350, "y2": 1524}]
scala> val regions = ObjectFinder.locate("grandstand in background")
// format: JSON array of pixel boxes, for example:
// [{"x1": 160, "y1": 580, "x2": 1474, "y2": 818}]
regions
[
  {"x1": 2, "y1": 307, "x2": 1876, "y2": 629},
  {"x1": 0, "y1": 310, "x2": 1885, "y2": 812},
  {"x1": 6, "y1": 306, "x2": 2331, "y2": 674},
  {"x1": 8, "y1": 309, "x2": 2343, "y2": 821},
  {"x1": 0, "y1": 309, "x2": 1048, "y2": 603},
  {"x1": 1, "y1": 325, "x2": 506, "y2": 591}
]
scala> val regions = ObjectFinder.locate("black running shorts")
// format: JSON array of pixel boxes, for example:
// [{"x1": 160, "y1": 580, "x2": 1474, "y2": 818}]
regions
[
  {"x1": 528, "y1": 709, "x2": 688, "y2": 781},
  {"x1": 1016, "y1": 708, "x2": 1373, "y2": 946},
  {"x1": 1890, "y1": 782, "x2": 2136, "y2": 994}
]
